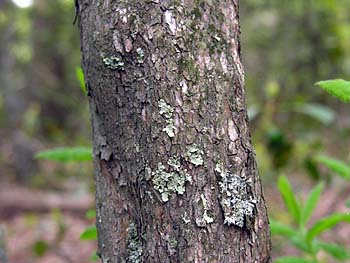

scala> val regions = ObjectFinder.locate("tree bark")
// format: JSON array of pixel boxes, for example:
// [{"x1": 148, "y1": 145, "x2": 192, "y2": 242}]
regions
[{"x1": 78, "y1": 0, "x2": 271, "y2": 262}]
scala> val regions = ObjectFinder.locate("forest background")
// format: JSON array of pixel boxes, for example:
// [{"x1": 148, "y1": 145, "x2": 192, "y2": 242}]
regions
[{"x1": 0, "y1": 0, "x2": 349, "y2": 262}]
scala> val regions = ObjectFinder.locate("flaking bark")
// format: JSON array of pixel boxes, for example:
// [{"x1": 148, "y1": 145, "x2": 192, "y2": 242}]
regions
[{"x1": 78, "y1": 0, "x2": 271, "y2": 262}]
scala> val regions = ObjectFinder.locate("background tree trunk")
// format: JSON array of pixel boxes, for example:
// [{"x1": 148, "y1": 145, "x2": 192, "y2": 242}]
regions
[{"x1": 78, "y1": 0, "x2": 271, "y2": 262}]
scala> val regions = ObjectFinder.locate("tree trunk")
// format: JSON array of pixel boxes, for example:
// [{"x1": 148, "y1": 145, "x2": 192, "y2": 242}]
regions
[{"x1": 78, "y1": 1, "x2": 271, "y2": 262}]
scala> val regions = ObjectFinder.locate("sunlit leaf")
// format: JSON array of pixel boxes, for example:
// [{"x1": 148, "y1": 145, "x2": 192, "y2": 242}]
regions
[
  {"x1": 275, "y1": 256, "x2": 316, "y2": 263},
  {"x1": 86, "y1": 209, "x2": 96, "y2": 220},
  {"x1": 76, "y1": 67, "x2": 87, "y2": 95},
  {"x1": 35, "y1": 147, "x2": 92, "y2": 162},
  {"x1": 90, "y1": 251, "x2": 99, "y2": 261},
  {"x1": 314, "y1": 155, "x2": 350, "y2": 180},
  {"x1": 270, "y1": 219, "x2": 296, "y2": 238},
  {"x1": 80, "y1": 225, "x2": 97, "y2": 241},
  {"x1": 300, "y1": 182, "x2": 324, "y2": 226},
  {"x1": 316, "y1": 241, "x2": 349, "y2": 260},
  {"x1": 277, "y1": 175, "x2": 301, "y2": 224},
  {"x1": 306, "y1": 213, "x2": 350, "y2": 243},
  {"x1": 315, "y1": 79, "x2": 350, "y2": 102}
]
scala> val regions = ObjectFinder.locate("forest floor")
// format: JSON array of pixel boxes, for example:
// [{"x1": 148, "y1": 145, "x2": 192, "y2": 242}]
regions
[{"x1": 0, "y1": 181, "x2": 349, "y2": 262}]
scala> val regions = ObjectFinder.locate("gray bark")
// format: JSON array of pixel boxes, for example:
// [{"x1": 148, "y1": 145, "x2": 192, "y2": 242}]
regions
[{"x1": 78, "y1": 0, "x2": 271, "y2": 262}]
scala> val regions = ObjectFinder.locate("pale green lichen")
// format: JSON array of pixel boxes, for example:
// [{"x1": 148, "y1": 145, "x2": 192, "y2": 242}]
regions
[
  {"x1": 182, "y1": 212, "x2": 191, "y2": 224},
  {"x1": 126, "y1": 222, "x2": 142, "y2": 263},
  {"x1": 158, "y1": 99, "x2": 175, "y2": 138},
  {"x1": 152, "y1": 158, "x2": 191, "y2": 202},
  {"x1": 169, "y1": 237, "x2": 178, "y2": 248},
  {"x1": 167, "y1": 156, "x2": 181, "y2": 171},
  {"x1": 158, "y1": 99, "x2": 173, "y2": 118},
  {"x1": 163, "y1": 119, "x2": 175, "y2": 137},
  {"x1": 103, "y1": 56, "x2": 125, "y2": 70},
  {"x1": 186, "y1": 144, "x2": 204, "y2": 166},
  {"x1": 145, "y1": 166, "x2": 152, "y2": 181},
  {"x1": 136, "y1": 47, "x2": 145, "y2": 63},
  {"x1": 217, "y1": 168, "x2": 256, "y2": 227},
  {"x1": 215, "y1": 160, "x2": 222, "y2": 173},
  {"x1": 200, "y1": 194, "x2": 214, "y2": 224}
]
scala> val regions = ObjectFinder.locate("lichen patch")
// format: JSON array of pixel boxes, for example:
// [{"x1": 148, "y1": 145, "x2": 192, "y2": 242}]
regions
[
  {"x1": 200, "y1": 194, "x2": 214, "y2": 224},
  {"x1": 164, "y1": 10, "x2": 177, "y2": 35},
  {"x1": 152, "y1": 159, "x2": 191, "y2": 202},
  {"x1": 126, "y1": 222, "x2": 142, "y2": 263},
  {"x1": 217, "y1": 168, "x2": 256, "y2": 227},
  {"x1": 186, "y1": 144, "x2": 204, "y2": 166},
  {"x1": 158, "y1": 99, "x2": 176, "y2": 138},
  {"x1": 103, "y1": 56, "x2": 125, "y2": 70},
  {"x1": 136, "y1": 47, "x2": 145, "y2": 64}
]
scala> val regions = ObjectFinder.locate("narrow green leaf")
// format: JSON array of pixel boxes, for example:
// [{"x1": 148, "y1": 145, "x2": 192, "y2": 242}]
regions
[
  {"x1": 306, "y1": 213, "x2": 350, "y2": 243},
  {"x1": 80, "y1": 225, "x2": 97, "y2": 241},
  {"x1": 316, "y1": 241, "x2": 349, "y2": 260},
  {"x1": 300, "y1": 182, "x2": 324, "y2": 226},
  {"x1": 90, "y1": 251, "x2": 99, "y2": 261},
  {"x1": 275, "y1": 256, "x2": 316, "y2": 263},
  {"x1": 270, "y1": 219, "x2": 297, "y2": 238},
  {"x1": 277, "y1": 175, "x2": 301, "y2": 224},
  {"x1": 314, "y1": 155, "x2": 350, "y2": 180},
  {"x1": 315, "y1": 79, "x2": 350, "y2": 102},
  {"x1": 35, "y1": 147, "x2": 92, "y2": 163},
  {"x1": 85, "y1": 209, "x2": 96, "y2": 220},
  {"x1": 290, "y1": 235, "x2": 312, "y2": 254},
  {"x1": 270, "y1": 219, "x2": 311, "y2": 253},
  {"x1": 293, "y1": 103, "x2": 335, "y2": 124},
  {"x1": 76, "y1": 67, "x2": 87, "y2": 95}
]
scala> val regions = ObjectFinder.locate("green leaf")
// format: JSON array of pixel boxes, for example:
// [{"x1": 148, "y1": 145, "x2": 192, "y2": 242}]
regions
[
  {"x1": 314, "y1": 155, "x2": 350, "y2": 180},
  {"x1": 293, "y1": 103, "x2": 335, "y2": 125},
  {"x1": 32, "y1": 240, "x2": 50, "y2": 257},
  {"x1": 76, "y1": 67, "x2": 87, "y2": 95},
  {"x1": 270, "y1": 219, "x2": 311, "y2": 253},
  {"x1": 270, "y1": 219, "x2": 296, "y2": 239},
  {"x1": 315, "y1": 79, "x2": 350, "y2": 102},
  {"x1": 80, "y1": 225, "x2": 97, "y2": 241},
  {"x1": 90, "y1": 251, "x2": 99, "y2": 261},
  {"x1": 275, "y1": 256, "x2": 316, "y2": 263},
  {"x1": 290, "y1": 235, "x2": 312, "y2": 254},
  {"x1": 277, "y1": 175, "x2": 301, "y2": 224},
  {"x1": 315, "y1": 241, "x2": 349, "y2": 260},
  {"x1": 300, "y1": 182, "x2": 324, "y2": 226},
  {"x1": 346, "y1": 198, "x2": 350, "y2": 208},
  {"x1": 306, "y1": 213, "x2": 350, "y2": 243},
  {"x1": 85, "y1": 209, "x2": 96, "y2": 220},
  {"x1": 35, "y1": 147, "x2": 92, "y2": 163}
]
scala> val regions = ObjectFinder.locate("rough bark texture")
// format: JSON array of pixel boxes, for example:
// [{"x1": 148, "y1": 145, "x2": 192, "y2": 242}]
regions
[{"x1": 78, "y1": 0, "x2": 271, "y2": 262}]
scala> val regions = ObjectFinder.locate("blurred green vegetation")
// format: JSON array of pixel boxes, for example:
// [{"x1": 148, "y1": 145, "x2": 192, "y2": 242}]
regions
[
  {"x1": 0, "y1": 0, "x2": 349, "y2": 261},
  {"x1": 241, "y1": 0, "x2": 350, "y2": 181}
]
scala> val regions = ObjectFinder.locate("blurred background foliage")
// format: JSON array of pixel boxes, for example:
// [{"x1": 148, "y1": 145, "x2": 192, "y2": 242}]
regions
[{"x1": 0, "y1": 0, "x2": 349, "y2": 262}]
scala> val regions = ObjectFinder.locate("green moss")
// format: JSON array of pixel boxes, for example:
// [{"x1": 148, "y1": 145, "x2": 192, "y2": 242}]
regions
[
  {"x1": 192, "y1": 7, "x2": 202, "y2": 18},
  {"x1": 206, "y1": 24, "x2": 226, "y2": 55},
  {"x1": 178, "y1": 58, "x2": 200, "y2": 82}
]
